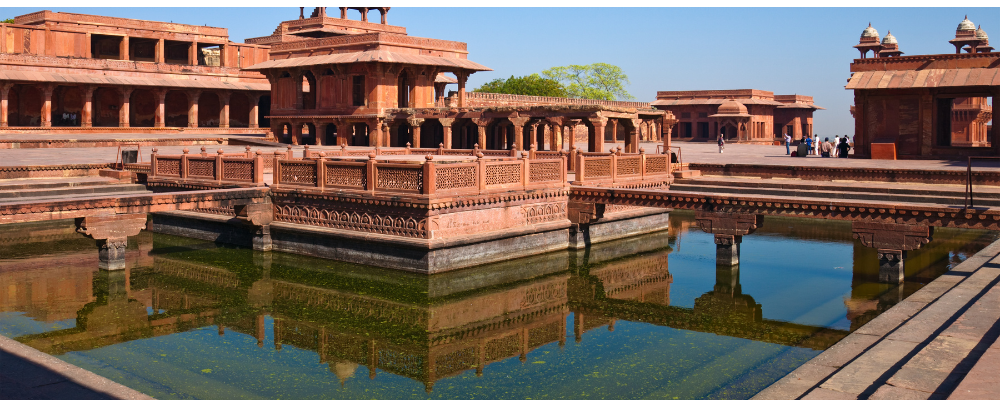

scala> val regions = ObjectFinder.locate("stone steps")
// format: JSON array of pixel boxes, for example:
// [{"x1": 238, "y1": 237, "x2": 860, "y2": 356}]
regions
[
  {"x1": 0, "y1": 181, "x2": 151, "y2": 203},
  {"x1": 0, "y1": 176, "x2": 126, "y2": 192}
]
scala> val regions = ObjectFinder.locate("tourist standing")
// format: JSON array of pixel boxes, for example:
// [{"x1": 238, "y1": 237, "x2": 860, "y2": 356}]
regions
[
  {"x1": 718, "y1": 134, "x2": 725, "y2": 153},
  {"x1": 821, "y1": 138, "x2": 833, "y2": 157},
  {"x1": 804, "y1": 135, "x2": 812, "y2": 157},
  {"x1": 837, "y1": 137, "x2": 851, "y2": 158},
  {"x1": 784, "y1": 132, "x2": 792, "y2": 155}
]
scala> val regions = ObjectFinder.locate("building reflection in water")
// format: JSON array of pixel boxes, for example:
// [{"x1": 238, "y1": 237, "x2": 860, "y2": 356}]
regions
[{"x1": 0, "y1": 213, "x2": 995, "y2": 392}]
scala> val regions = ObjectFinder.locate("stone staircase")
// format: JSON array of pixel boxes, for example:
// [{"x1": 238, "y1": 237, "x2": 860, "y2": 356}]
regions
[
  {"x1": 0, "y1": 176, "x2": 151, "y2": 204},
  {"x1": 669, "y1": 177, "x2": 1000, "y2": 208}
]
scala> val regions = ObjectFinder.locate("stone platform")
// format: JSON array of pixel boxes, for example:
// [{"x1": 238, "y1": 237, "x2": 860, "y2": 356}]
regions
[{"x1": 753, "y1": 237, "x2": 1000, "y2": 399}]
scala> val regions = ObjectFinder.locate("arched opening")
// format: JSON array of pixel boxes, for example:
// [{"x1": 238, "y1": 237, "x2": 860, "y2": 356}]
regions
[
  {"x1": 12, "y1": 85, "x2": 42, "y2": 127},
  {"x1": 453, "y1": 119, "x2": 478, "y2": 149},
  {"x1": 349, "y1": 123, "x2": 370, "y2": 146},
  {"x1": 325, "y1": 124, "x2": 338, "y2": 146},
  {"x1": 302, "y1": 123, "x2": 317, "y2": 145},
  {"x1": 421, "y1": 119, "x2": 444, "y2": 148},
  {"x1": 258, "y1": 95, "x2": 271, "y2": 128},
  {"x1": 487, "y1": 120, "x2": 511, "y2": 150},
  {"x1": 392, "y1": 122, "x2": 412, "y2": 147},
  {"x1": 93, "y1": 87, "x2": 121, "y2": 127},
  {"x1": 164, "y1": 91, "x2": 189, "y2": 128},
  {"x1": 129, "y1": 89, "x2": 157, "y2": 128},
  {"x1": 229, "y1": 92, "x2": 250, "y2": 128},
  {"x1": 52, "y1": 86, "x2": 83, "y2": 127},
  {"x1": 302, "y1": 71, "x2": 317, "y2": 110},
  {"x1": 198, "y1": 92, "x2": 221, "y2": 127}
]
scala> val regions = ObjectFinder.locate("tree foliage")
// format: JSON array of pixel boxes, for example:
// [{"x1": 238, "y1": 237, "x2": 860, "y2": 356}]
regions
[
  {"x1": 2, "y1": 18, "x2": 14, "y2": 24},
  {"x1": 473, "y1": 74, "x2": 568, "y2": 98},
  {"x1": 542, "y1": 63, "x2": 634, "y2": 101}
]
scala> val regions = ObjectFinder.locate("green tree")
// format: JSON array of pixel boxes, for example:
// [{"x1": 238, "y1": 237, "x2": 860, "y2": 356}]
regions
[
  {"x1": 2, "y1": 18, "x2": 14, "y2": 24},
  {"x1": 542, "y1": 63, "x2": 634, "y2": 101},
  {"x1": 473, "y1": 74, "x2": 568, "y2": 97}
]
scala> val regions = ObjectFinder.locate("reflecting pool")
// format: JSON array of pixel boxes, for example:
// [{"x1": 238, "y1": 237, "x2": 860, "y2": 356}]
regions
[{"x1": 1, "y1": 211, "x2": 996, "y2": 399}]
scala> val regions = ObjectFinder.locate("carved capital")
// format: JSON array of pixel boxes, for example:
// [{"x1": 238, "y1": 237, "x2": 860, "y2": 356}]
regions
[
  {"x1": 472, "y1": 117, "x2": 492, "y2": 127},
  {"x1": 77, "y1": 214, "x2": 147, "y2": 241},
  {"x1": 508, "y1": 116, "x2": 531, "y2": 126},
  {"x1": 695, "y1": 211, "x2": 762, "y2": 237},
  {"x1": 236, "y1": 203, "x2": 274, "y2": 226},
  {"x1": 438, "y1": 118, "x2": 455, "y2": 127},
  {"x1": 851, "y1": 221, "x2": 932, "y2": 251}
]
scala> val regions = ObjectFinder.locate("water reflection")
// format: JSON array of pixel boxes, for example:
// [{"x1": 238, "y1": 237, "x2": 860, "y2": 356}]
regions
[{"x1": 0, "y1": 212, "x2": 995, "y2": 398}]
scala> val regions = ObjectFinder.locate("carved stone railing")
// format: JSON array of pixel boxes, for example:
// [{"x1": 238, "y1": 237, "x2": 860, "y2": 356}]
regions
[
  {"x1": 572, "y1": 150, "x2": 671, "y2": 188},
  {"x1": 272, "y1": 154, "x2": 566, "y2": 196},
  {"x1": 297, "y1": 144, "x2": 520, "y2": 160},
  {"x1": 150, "y1": 147, "x2": 265, "y2": 186}
]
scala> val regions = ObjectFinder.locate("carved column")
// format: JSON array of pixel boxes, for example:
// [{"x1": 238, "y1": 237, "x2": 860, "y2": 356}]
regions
[
  {"x1": 189, "y1": 41, "x2": 198, "y2": 66},
  {"x1": 628, "y1": 118, "x2": 642, "y2": 153},
  {"x1": 119, "y1": 87, "x2": 133, "y2": 128},
  {"x1": 439, "y1": 118, "x2": 455, "y2": 149},
  {"x1": 409, "y1": 118, "x2": 424, "y2": 148},
  {"x1": 0, "y1": 83, "x2": 11, "y2": 128},
  {"x1": 852, "y1": 221, "x2": 933, "y2": 283},
  {"x1": 508, "y1": 116, "x2": 530, "y2": 151},
  {"x1": 40, "y1": 84, "x2": 54, "y2": 128},
  {"x1": 120, "y1": 35, "x2": 130, "y2": 61},
  {"x1": 380, "y1": 123, "x2": 391, "y2": 148},
  {"x1": 610, "y1": 119, "x2": 619, "y2": 145},
  {"x1": 155, "y1": 39, "x2": 164, "y2": 63},
  {"x1": 456, "y1": 72, "x2": 468, "y2": 107},
  {"x1": 249, "y1": 93, "x2": 261, "y2": 129},
  {"x1": 293, "y1": 70, "x2": 304, "y2": 110},
  {"x1": 291, "y1": 123, "x2": 302, "y2": 145},
  {"x1": 587, "y1": 117, "x2": 607, "y2": 153},
  {"x1": 154, "y1": 89, "x2": 166, "y2": 128},
  {"x1": 695, "y1": 211, "x2": 763, "y2": 266},
  {"x1": 219, "y1": 91, "x2": 231, "y2": 129},
  {"x1": 76, "y1": 214, "x2": 147, "y2": 270},
  {"x1": 187, "y1": 91, "x2": 201, "y2": 128},
  {"x1": 82, "y1": 86, "x2": 95, "y2": 128},
  {"x1": 315, "y1": 122, "x2": 329, "y2": 146},
  {"x1": 473, "y1": 118, "x2": 490, "y2": 150}
]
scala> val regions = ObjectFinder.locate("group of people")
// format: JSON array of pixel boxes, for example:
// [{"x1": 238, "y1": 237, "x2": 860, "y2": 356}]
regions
[{"x1": 783, "y1": 133, "x2": 852, "y2": 158}]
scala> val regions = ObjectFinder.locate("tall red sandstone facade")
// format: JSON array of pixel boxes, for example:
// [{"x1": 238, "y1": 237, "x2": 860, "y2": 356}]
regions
[
  {"x1": 847, "y1": 17, "x2": 996, "y2": 159},
  {"x1": 652, "y1": 90, "x2": 822, "y2": 144},
  {"x1": 0, "y1": 10, "x2": 271, "y2": 132}
]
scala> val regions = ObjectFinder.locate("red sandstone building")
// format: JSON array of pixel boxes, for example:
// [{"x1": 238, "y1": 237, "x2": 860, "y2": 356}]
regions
[
  {"x1": 652, "y1": 90, "x2": 822, "y2": 144},
  {"x1": 0, "y1": 11, "x2": 272, "y2": 133},
  {"x1": 847, "y1": 17, "x2": 997, "y2": 159},
  {"x1": 245, "y1": 8, "x2": 670, "y2": 152}
]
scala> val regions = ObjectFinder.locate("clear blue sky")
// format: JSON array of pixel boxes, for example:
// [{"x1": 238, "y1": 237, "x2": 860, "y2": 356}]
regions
[{"x1": 3, "y1": 7, "x2": 997, "y2": 136}]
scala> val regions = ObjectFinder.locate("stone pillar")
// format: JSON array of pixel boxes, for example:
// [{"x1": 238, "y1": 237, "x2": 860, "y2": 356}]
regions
[
  {"x1": 189, "y1": 41, "x2": 198, "y2": 66},
  {"x1": 715, "y1": 234, "x2": 741, "y2": 266},
  {"x1": 82, "y1": 86, "x2": 95, "y2": 128},
  {"x1": 439, "y1": 118, "x2": 455, "y2": 149},
  {"x1": 380, "y1": 123, "x2": 390, "y2": 148},
  {"x1": 219, "y1": 92, "x2": 231, "y2": 129},
  {"x1": 473, "y1": 118, "x2": 490, "y2": 150},
  {"x1": 628, "y1": 119, "x2": 642, "y2": 153},
  {"x1": 0, "y1": 83, "x2": 10, "y2": 128},
  {"x1": 695, "y1": 211, "x2": 763, "y2": 267},
  {"x1": 119, "y1": 87, "x2": 133, "y2": 128},
  {"x1": 120, "y1": 35, "x2": 129, "y2": 61},
  {"x1": 39, "y1": 84, "x2": 55, "y2": 128},
  {"x1": 456, "y1": 72, "x2": 468, "y2": 107},
  {"x1": 291, "y1": 123, "x2": 302, "y2": 145},
  {"x1": 588, "y1": 117, "x2": 607, "y2": 153},
  {"x1": 154, "y1": 89, "x2": 166, "y2": 128},
  {"x1": 528, "y1": 122, "x2": 539, "y2": 150},
  {"x1": 610, "y1": 119, "x2": 619, "y2": 145},
  {"x1": 249, "y1": 94, "x2": 260, "y2": 129},
  {"x1": 852, "y1": 221, "x2": 933, "y2": 283},
  {"x1": 315, "y1": 123, "x2": 329, "y2": 146},
  {"x1": 293, "y1": 70, "x2": 304, "y2": 110},
  {"x1": 155, "y1": 39, "x2": 164, "y2": 63},
  {"x1": 76, "y1": 214, "x2": 147, "y2": 270},
  {"x1": 187, "y1": 91, "x2": 200, "y2": 128},
  {"x1": 508, "y1": 116, "x2": 530, "y2": 151},
  {"x1": 409, "y1": 118, "x2": 424, "y2": 148}
]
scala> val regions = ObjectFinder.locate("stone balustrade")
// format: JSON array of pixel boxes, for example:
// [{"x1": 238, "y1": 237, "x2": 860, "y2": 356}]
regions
[
  {"x1": 272, "y1": 153, "x2": 567, "y2": 196},
  {"x1": 572, "y1": 150, "x2": 672, "y2": 188},
  {"x1": 150, "y1": 147, "x2": 265, "y2": 186}
]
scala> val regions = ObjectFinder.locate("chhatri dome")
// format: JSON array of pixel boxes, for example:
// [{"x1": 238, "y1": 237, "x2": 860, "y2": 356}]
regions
[
  {"x1": 716, "y1": 98, "x2": 749, "y2": 116},
  {"x1": 882, "y1": 31, "x2": 898, "y2": 45},
  {"x1": 861, "y1": 23, "x2": 879, "y2": 38},
  {"x1": 977, "y1": 25, "x2": 988, "y2": 40},
  {"x1": 958, "y1": 16, "x2": 975, "y2": 31}
]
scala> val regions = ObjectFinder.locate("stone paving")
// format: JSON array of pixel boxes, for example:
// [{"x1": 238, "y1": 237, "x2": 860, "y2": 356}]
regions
[{"x1": 753, "y1": 237, "x2": 1000, "y2": 399}]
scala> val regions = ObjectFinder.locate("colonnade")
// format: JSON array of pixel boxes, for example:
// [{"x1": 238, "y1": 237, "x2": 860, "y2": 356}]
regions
[
  {"x1": 0, "y1": 81, "x2": 267, "y2": 129},
  {"x1": 271, "y1": 115, "x2": 669, "y2": 152}
]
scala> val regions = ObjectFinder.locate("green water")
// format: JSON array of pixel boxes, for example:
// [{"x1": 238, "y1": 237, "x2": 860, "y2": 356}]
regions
[{"x1": 0, "y1": 211, "x2": 995, "y2": 399}]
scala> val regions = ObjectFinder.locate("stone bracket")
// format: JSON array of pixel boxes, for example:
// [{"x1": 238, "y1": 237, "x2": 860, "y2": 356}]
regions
[
  {"x1": 695, "y1": 211, "x2": 762, "y2": 237},
  {"x1": 76, "y1": 213, "x2": 147, "y2": 240},
  {"x1": 852, "y1": 221, "x2": 932, "y2": 251}
]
